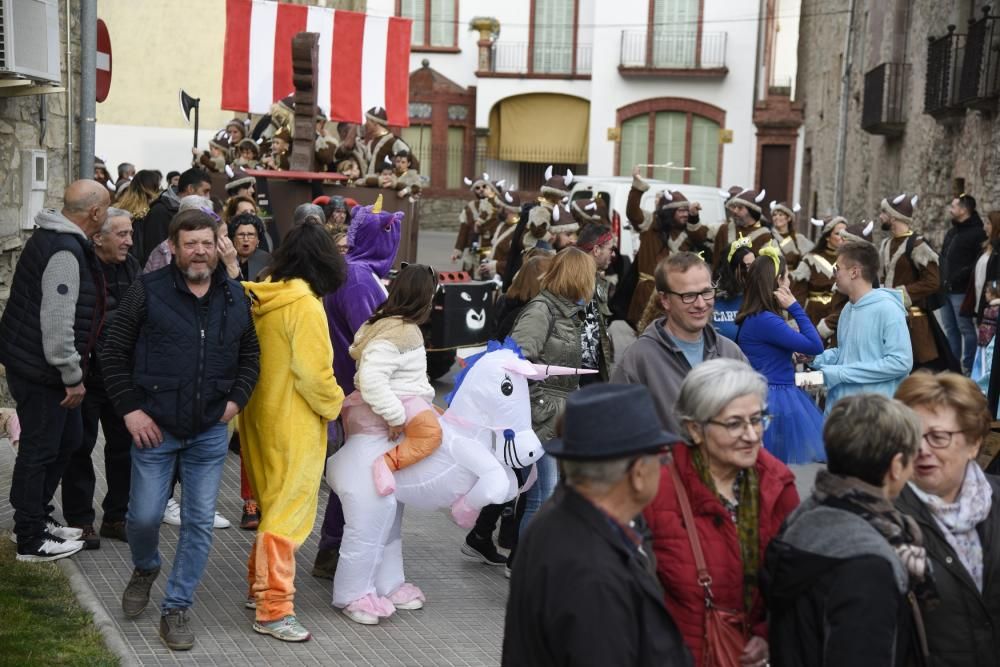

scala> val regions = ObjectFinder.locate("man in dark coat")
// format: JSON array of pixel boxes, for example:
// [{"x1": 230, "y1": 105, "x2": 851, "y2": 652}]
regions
[
  {"x1": 133, "y1": 168, "x2": 211, "y2": 266},
  {"x1": 0, "y1": 180, "x2": 110, "y2": 562},
  {"x1": 502, "y1": 383, "x2": 691, "y2": 667}
]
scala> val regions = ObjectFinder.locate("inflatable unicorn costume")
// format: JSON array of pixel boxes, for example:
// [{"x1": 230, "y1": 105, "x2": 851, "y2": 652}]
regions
[{"x1": 326, "y1": 338, "x2": 595, "y2": 624}]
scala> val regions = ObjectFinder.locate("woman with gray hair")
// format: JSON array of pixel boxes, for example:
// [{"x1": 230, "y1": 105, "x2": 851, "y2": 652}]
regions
[
  {"x1": 895, "y1": 372, "x2": 1000, "y2": 666},
  {"x1": 765, "y1": 393, "x2": 932, "y2": 666},
  {"x1": 644, "y1": 358, "x2": 799, "y2": 667}
]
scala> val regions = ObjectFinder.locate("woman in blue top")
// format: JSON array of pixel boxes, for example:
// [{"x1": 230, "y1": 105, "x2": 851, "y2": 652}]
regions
[
  {"x1": 712, "y1": 237, "x2": 756, "y2": 340},
  {"x1": 736, "y1": 247, "x2": 826, "y2": 463}
]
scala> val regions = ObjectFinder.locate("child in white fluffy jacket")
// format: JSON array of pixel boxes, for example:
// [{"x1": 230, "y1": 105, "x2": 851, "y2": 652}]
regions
[{"x1": 348, "y1": 264, "x2": 442, "y2": 495}]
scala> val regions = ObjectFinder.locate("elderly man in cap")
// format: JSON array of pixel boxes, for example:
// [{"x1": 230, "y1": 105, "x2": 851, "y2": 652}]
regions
[{"x1": 502, "y1": 383, "x2": 691, "y2": 667}]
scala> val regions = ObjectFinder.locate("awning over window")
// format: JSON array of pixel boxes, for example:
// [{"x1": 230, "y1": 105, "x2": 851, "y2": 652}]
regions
[{"x1": 488, "y1": 93, "x2": 590, "y2": 164}]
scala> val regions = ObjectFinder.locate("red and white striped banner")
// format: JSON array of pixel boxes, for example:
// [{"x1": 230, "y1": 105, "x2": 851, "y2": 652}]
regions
[{"x1": 222, "y1": 0, "x2": 411, "y2": 126}]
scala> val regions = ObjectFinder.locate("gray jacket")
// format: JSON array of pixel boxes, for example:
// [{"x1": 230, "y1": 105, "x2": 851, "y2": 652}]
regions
[{"x1": 610, "y1": 318, "x2": 746, "y2": 434}]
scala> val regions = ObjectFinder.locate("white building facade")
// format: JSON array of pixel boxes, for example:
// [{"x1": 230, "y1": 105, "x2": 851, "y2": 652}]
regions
[{"x1": 368, "y1": 0, "x2": 795, "y2": 198}]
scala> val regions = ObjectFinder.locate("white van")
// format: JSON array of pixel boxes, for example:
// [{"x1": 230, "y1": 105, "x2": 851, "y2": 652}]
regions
[{"x1": 569, "y1": 177, "x2": 729, "y2": 259}]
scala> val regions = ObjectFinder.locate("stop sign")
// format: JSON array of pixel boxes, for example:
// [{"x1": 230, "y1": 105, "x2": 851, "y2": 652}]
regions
[{"x1": 96, "y1": 19, "x2": 112, "y2": 103}]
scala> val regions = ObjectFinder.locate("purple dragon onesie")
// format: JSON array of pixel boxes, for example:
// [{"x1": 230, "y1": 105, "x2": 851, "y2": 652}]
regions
[{"x1": 317, "y1": 201, "x2": 403, "y2": 558}]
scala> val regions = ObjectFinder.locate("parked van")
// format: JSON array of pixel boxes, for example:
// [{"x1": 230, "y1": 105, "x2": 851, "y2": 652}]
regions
[{"x1": 569, "y1": 177, "x2": 729, "y2": 259}]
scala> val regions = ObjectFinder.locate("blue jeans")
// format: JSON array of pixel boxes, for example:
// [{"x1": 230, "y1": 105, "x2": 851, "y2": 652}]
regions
[
  {"x1": 938, "y1": 293, "x2": 977, "y2": 374},
  {"x1": 127, "y1": 423, "x2": 228, "y2": 612},
  {"x1": 519, "y1": 454, "x2": 558, "y2": 534}
]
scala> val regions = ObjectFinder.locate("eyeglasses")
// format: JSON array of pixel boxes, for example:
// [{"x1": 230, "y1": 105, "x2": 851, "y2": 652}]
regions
[
  {"x1": 923, "y1": 429, "x2": 964, "y2": 449},
  {"x1": 662, "y1": 288, "x2": 717, "y2": 304},
  {"x1": 706, "y1": 413, "x2": 772, "y2": 438}
]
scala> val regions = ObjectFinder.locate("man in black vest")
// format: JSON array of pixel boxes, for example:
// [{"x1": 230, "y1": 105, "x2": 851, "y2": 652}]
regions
[
  {"x1": 100, "y1": 209, "x2": 260, "y2": 651},
  {"x1": 60, "y1": 207, "x2": 141, "y2": 549},
  {"x1": 502, "y1": 383, "x2": 691, "y2": 667},
  {"x1": 0, "y1": 180, "x2": 110, "y2": 562}
]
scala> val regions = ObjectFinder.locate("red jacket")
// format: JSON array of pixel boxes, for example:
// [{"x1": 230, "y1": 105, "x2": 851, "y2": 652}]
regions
[{"x1": 644, "y1": 444, "x2": 799, "y2": 665}]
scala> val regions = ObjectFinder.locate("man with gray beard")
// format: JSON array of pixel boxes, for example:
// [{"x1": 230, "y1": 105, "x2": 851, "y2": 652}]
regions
[{"x1": 100, "y1": 208, "x2": 259, "y2": 650}]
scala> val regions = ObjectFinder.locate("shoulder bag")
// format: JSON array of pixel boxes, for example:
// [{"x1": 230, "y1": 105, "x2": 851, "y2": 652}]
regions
[{"x1": 669, "y1": 462, "x2": 749, "y2": 667}]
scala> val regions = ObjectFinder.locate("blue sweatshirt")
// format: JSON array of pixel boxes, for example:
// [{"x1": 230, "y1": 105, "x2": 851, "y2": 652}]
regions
[
  {"x1": 738, "y1": 302, "x2": 824, "y2": 385},
  {"x1": 811, "y1": 288, "x2": 913, "y2": 412}
]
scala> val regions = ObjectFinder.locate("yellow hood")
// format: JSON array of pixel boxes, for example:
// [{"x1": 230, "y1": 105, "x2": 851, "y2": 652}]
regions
[{"x1": 243, "y1": 278, "x2": 318, "y2": 315}]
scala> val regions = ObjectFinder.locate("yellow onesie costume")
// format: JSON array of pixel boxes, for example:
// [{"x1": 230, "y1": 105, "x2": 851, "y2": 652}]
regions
[{"x1": 238, "y1": 278, "x2": 345, "y2": 625}]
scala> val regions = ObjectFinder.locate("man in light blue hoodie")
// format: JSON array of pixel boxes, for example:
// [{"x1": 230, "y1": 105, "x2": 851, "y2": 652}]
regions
[{"x1": 811, "y1": 240, "x2": 913, "y2": 412}]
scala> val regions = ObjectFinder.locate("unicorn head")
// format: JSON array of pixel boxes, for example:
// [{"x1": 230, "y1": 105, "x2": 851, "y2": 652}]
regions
[{"x1": 445, "y1": 339, "x2": 596, "y2": 469}]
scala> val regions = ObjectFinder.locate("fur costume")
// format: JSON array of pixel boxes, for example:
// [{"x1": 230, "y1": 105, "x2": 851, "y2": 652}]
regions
[
  {"x1": 327, "y1": 340, "x2": 595, "y2": 623},
  {"x1": 239, "y1": 277, "x2": 345, "y2": 622},
  {"x1": 878, "y1": 233, "x2": 942, "y2": 364}
]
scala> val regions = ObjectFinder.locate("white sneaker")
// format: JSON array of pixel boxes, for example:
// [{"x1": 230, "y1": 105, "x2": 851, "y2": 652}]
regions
[
  {"x1": 16, "y1": 532, "x2": 84, "y2": 562},
  {"x1": 162, "y1": 498, "x2": 182, "y2": 525},
  {"x1": 162, "y1": 499, "x2": 230, "y2": 529},
  {"x1": 342, "y1": 606, "x2": 379, "y2": 625},
  {"x1": 46, "y1": 520, "x2": 84, "y2": 541}
]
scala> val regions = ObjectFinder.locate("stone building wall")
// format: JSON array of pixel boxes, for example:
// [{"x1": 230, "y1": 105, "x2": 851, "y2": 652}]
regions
[
  {"x1": 418, "y1": 196, "x2": 466, "y2": 232},
  {"x1": 797, "y1": 0, "x2": 998, "y2": 247},
  {"x1": 0, "y1": 0, "x2": 80, "y2": 402}
]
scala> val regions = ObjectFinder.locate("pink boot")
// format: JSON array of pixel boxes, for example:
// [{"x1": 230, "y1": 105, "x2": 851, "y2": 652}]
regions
[
  {"x1": 388, "y1": 583, "x2": 425, "y2": 610},
  {"x1": 373, "y1": 456, "x2": 396, "y2": 497},
  {"x1": 450, "y1": 495, "x2": 480, "y2": 529}
]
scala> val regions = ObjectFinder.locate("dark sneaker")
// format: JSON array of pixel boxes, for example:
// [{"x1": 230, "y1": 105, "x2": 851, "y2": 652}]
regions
[
  {"x1": 240, "y1": 500, "x2": 260, "y2": 530},
  {"x1": 71, "y1": 524, "x2": 100, "y2": 550},
  {"x1": 15, "y1": 532, "x2": 84, "y2": 562},
  {"x1": 310, "y1": 547, "x2": 339, "y2": 579},
  {"x1": 159, "y1": 608, "x2": 194, "y2": 650},
  {"x1": 122, "y1": 566, "x2": 160, "y2": 618},
  {"x1": 461, "y1": 532, "x2": 507, "y2": 566},
  {"x1": 99, "y1": 520, "x2": 128, "y2": 543}
]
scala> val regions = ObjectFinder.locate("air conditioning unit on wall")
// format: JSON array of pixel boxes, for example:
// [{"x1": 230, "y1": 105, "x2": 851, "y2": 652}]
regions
[{"x1": 0, "y1": 0, "x2": 61, "y2": 84}]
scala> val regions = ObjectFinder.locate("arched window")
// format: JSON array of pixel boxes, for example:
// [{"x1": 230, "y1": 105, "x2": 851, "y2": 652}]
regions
[{"x1": 617, "y1": 98, "x2": 724, "y2": 186}]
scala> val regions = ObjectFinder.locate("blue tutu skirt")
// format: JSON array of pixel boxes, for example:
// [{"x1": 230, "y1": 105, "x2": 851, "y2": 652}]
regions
[{"x1": 764, "y1": 384, "x2": 826, "y2": 464}]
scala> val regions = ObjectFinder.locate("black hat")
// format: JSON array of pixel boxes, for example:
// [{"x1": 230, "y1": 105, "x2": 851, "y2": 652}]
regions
[{"x1": 544, "y1": 384, "x2": 681, "y2": 460}]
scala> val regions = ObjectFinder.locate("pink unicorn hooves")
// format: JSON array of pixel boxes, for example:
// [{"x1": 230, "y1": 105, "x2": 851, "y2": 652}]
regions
[
  {"x1": 342, "y1": 593, "x2": 395, "y2": 625},
  {"x1": 373, "y1": 456, "x2": 396, "y2": 496},
  {"x1": 450, "y1": 496, "x2": 480, "y2": 529},
  {"x1": 388, "y1": 583, "x2": 425, "y2": 611}
]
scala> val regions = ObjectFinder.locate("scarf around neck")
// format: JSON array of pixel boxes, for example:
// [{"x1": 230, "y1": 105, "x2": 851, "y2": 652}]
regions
[
  {"x1": 691, "y1": 447, "x2": 760, "y2": 613},
  {"x1": 910, "y1": 461, "x2": 992, "y2": 591},
  {"x1": 814, "y1": 470, "x2": 932, "y2": 593}
]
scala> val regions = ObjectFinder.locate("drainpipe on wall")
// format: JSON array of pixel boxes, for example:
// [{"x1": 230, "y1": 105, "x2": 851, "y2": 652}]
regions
[
  {"x1": 78, "y1": 0, "x2": 97, "y2": 183},
  {"x1": 833, "y1": 0, "x2": 858, "y2": 213},
  {"x1": 65, "y1": 0, "x2": 73, "y2": 184}
]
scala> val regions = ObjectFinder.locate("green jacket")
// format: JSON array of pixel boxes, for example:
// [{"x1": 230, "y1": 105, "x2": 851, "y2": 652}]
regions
[{"x1": 510, "y1": 290, "x2": 587, "y2": 441}]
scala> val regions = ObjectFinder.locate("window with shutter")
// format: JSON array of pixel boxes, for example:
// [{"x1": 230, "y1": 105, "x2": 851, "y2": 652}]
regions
[
  {"x1": 619, "y1": 115, "x2": 649, "y2": 176},
  {"x1": 446, "y1": 127, "x2": 465, "y2": 189},
  {"x1": 398, "y1": 0, "x2": 456, "y2": 48},
  {"x1": 652, "y1": 112, "x2": 686, "y2": 181},
  {"x1": 430, "y1": 0, "x2": 454, "y2": 47},
  {"x1": 533, "y1": 0, "x2": 574, "y2": 74},
  {"x1": 652, "y1": 0, "x2": 698, "y2": 68},
  {"x1": 689, "y1": 116, "x2": 720, "y2": 186},
  {"x1": 401, "y1": 126, "x2": 433, "y2": 184}
]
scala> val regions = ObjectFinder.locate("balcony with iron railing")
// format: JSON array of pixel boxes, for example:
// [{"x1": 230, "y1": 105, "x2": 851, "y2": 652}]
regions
[
  {"x1": 925, "y1": 25, "x2": 966, "y2": 119},
  {"x1": 957, "y1": 7, "x2": 1000, "y2": 110},
  {"x1": 478, "y1": 41, "x2": 592, "y2": 79},
  {"x1": 618, "y1": 30, "x2": 727, "y2": 77},
  {"x1": 862, "y1": 62, "x2": 909, "y2": 136}
]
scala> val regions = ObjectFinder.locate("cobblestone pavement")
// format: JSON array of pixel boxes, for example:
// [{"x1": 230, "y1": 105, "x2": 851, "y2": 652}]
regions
[{"x1": 0, "y1": 375, "x2": 510, "y2": 666}]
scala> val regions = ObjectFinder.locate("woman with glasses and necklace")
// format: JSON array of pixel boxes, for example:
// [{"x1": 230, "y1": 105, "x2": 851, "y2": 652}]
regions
[
  {"x1": 735, "y1": 248, "x2": 826, "y2": 464},
  {"x1": 644, "y1": 358, "x2": 799, "y2": 667},
  {"x1": 895, "y1": 372, "x2": 1000, "y2": 666}
]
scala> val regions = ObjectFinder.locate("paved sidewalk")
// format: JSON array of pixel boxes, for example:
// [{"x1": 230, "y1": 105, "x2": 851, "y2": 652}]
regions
[{"x1": 0, "y1": 430, "x2": 508, "y2": 666}]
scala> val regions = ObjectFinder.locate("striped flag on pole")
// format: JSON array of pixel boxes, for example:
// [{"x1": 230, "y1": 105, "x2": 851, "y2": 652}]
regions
[{"x1": 222, "y1": 0, "x2": 411, "y2": 126}]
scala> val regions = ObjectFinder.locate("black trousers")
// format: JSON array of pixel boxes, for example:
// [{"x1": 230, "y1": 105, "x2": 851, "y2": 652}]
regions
[
  {"x1": 61, "y1": 380, "x2": 133, "y2": 526},
  {"x1": 7, "y1": 371, "x2": 84, "y2": 541}
]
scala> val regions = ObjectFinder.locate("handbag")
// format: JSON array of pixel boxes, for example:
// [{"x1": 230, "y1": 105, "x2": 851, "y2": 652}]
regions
[{"x1": 669, "y1": 462, "x2": 749, "y2": 667}]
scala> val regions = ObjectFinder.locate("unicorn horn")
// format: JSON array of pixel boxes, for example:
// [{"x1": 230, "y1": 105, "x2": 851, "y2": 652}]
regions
[
  {"x1": 372, "y1": 194, "x2": 383, "y2": 213},
  {"x1": 528, "y1": 363, "x2": 599, "y2": 380}
]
